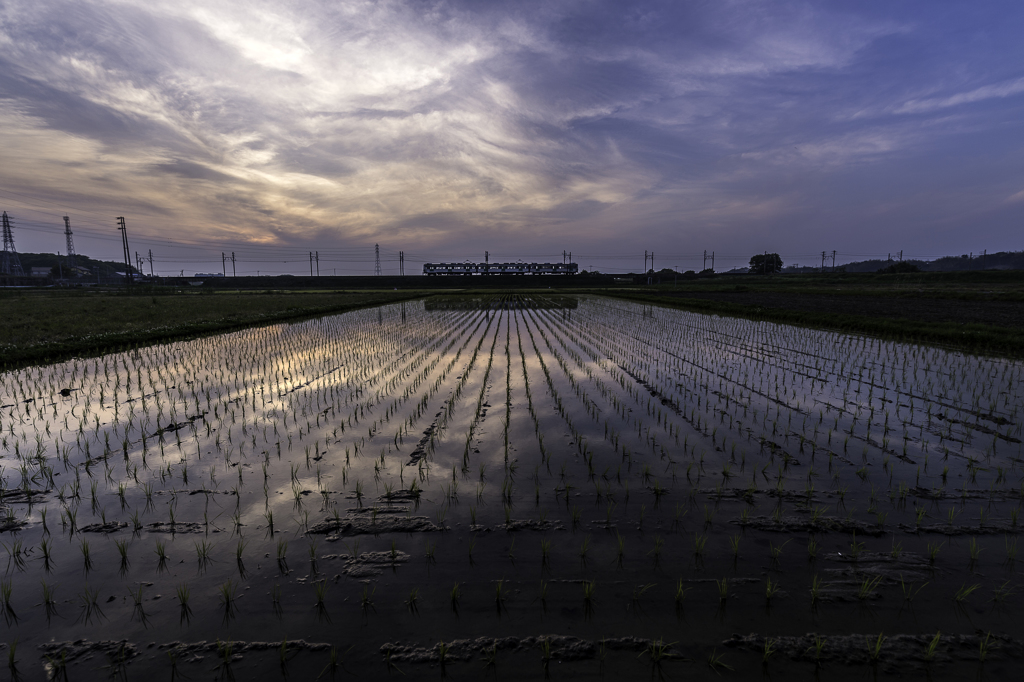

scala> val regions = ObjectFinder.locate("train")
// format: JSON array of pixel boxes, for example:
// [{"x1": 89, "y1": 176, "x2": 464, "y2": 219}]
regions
[{"x1": 422, "y1": 262, "x2": 578, "y2": 276}]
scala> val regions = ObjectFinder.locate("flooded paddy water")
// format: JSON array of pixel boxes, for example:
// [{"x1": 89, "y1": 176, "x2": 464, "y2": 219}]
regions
[{"x1": 2, "y1": 293, "x2": 1023, "y2": 680}]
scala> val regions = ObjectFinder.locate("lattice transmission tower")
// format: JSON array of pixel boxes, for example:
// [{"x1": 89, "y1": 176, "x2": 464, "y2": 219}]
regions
[
  {"x1": 374, "y1": 243, "x2": 382, "y2": 276},
  {"x1": 1, "y1": 212, "x2": 25, "y2": 277},
  {"x1": 63, "y1": 215, "x2": 77, "y2": 273}
]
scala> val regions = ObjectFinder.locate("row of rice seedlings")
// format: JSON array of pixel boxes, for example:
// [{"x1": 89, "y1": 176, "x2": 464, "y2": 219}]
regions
[{"x1": 1, "y1": 295, "x2": 1021, "y2": 644}]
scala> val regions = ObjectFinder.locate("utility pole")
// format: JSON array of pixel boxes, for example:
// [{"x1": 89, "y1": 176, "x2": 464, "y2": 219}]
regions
[
  {"x1": 63, "y1": 216, "x2": 77, "y2": 273},
  {"x1": 831, "y1": 250, "x2": 836, "y2": 272},
  {"x1": 399, "y1": 251, "x2": 405, "y2": 276},
  {"x1": 315, "y1": 251, "x2": 319, "y2": 276},
  {"x1": 231, "y1": 252, "x2": 236, "y2": 277},
  {"x1": 147, "y1": 249, "x2": 154, "y2": 276},
  {"x1": 644, "y1": 250, "x2": 648, "y2": 273},
  {"x1": 116, "y1": 217, "x2": 131, "y2": 286},
  {"x1": 711, "y1": 251, "x2": 715, "y2": 271},
  {"x1": 703, "y1": 250, "x2": 708, "y2": 271},
  {"x1": 222, "y1": 252, "x2": 227, "y2": 277},
  {"x1": 898, "y1": 250, "x2": 903, "y2": 262},
  {"x1": 821, "y1": 251, "x2": 827, "y2": 273},
  {"x1": 374, "y1": 244, "x2": 382, "y2": 276},
  {"x1": 136, "y1": 252, "x2": 144, "y2": 275},
  {"x1": 309, "y1": 252, "x2": 314, "y2": 276},
  {"x1": 1, "y1": 212, "x2": 25, "y2": 277}
]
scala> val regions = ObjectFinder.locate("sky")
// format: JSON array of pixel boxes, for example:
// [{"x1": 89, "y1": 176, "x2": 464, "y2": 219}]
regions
[{"x1": 1, "y1": 0, "x2": 1023, "y2": 276}]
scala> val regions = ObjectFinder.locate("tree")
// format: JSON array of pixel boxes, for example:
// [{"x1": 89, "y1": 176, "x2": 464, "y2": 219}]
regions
[
  {"x1": 749, "y1": 253, "x2": 783, "y2": 274},
  {"x1": 877, "y1": 261, "x2": 919, "y2": 274}
]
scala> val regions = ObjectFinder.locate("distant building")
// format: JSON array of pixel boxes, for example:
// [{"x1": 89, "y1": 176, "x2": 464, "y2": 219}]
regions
[
  {"x1": 29, "y1": 267, "x2": 51, "y2": 278},
  {"x1": 194, "y1": 273, "x2": 225, "y2": 277}
]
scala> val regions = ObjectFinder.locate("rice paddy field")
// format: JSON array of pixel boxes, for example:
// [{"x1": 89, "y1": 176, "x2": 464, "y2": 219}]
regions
[{"x1": 2, "y1": 293, "x2": 1023, "y2": 680}]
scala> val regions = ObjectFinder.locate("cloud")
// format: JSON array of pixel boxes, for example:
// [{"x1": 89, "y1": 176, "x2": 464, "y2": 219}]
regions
[
  {"x1": 0, "y1": 0, "x2": 1020, "y2": 272},
  {"x1": 895, "y1": 77, "x2": 1024, "y2": 115}
]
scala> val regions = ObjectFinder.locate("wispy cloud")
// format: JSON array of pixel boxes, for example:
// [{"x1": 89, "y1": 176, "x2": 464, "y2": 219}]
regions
[{"x1": 895, "y1": 77, "x2": 1024, "y2": 115}]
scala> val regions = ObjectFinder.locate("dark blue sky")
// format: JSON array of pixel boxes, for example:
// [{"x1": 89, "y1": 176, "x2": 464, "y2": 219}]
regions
[{"x1": 1, "y1": 0, "x2": 1022, "y2": 274}]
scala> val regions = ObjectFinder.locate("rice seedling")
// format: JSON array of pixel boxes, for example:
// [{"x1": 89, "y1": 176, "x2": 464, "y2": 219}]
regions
[
  {"x1": 648, "y1": 536, "x2": 664, "y2": 564},
  {"x1": 728, "y1": 535, "x2": 740, "y2": 559},
  {"x1": 1, "y1": 580, "x2": 14, "y2": 622},
  {"x1": 953, "y1": 583, "x2": 981, "y2": 603},
  {"x1": 858, "y1": 575, "x2": 883, "y2": 600},
  {"x1": 924, "y1": 632, "x2": 941, "y2": 663},
  {"x1": 176, "y1": 583, "x2": 192, "y2": 623},
  {"x1": 769, "y1": 539, "x2": 788, "y2": 565},
  {"x1": 990, "y1": 581, "x2": 1014, "y2": 604},
  {"x1": 195, "y1": 540, "x2": 213, "y2": 570},
  {"x1": 693, "y1": 533, "x2": 708, "y2": 561},
  {"x1": 638, "y1": 638, "x2": 676, "y2": 677},
  {"x1": 867, "y1": 633, "x2": 886, "y2": 665},
  {"x1": 450, "y1": 582, "x2": 461, "y2": 613},
  {"x1": 674, "y1": 578, "x2": 690, "y2": 609},
  {"x1": 495, "y1": 579, "x2": 508, "y2": 614},
  {"x1": 7, "y1": 638, "x2": 17, "y2": 678},
  {"x1": 899, "y1": 575, "x2": 927, "y2": 603},
  {"x1": 582, "y1": 580, "x2": 596, "y2": 618},
  {"x1": 41, "y1": 580, "x2": 57, "y2": 619},
  {"x1": 848, "y1": 532, "x2": 864, "y2": 559},
  {"x1": 115, "y1": 538, "x2": 130, "y2": 573},
  {"x1": 215, "y1": 640, "x2": 235, "y2": 680},
  {"x1": 39, "y1": 537, "x2": 53, "y2": 572},
  {"x1": 968, "y1": 537, "x2": 982, "y2": 565},
  {"x1": 765, "y1": 577, "x2": 780, "y2": 604},
  {"x1": 979, "y1": 631, "x2": 994, "y2": 662},
  {"x1": 44, "y1": 650, "x2": 68, "y2": 682},
  {"x1": 78, "y1": 585, "x2": 102, "y2": 625},
  {"x1": 309, "y1": 540, "x2": 320, "y2": 573},
  {"x1": 80, "y1": 540, "x2": 92, "y2": 573},
  {"x1": 761, "y1": 637, "x2": 778, "y2": 666},
  {"x1": 360, "y1": 585, "x2": 375, "y2": 614},
  {"x1": 579, "y1": 535, "x2": 591, "y2": 566},
  {"x1": 715, "y1": 578, "x2": 728, "y2": 603},
  {"x1": 313, "y1": 580, "x2": 329, "y2": 621},
  {"x1": 706, "y1": 648, "x2": 733, "y2": 673},
  {"x1": 806, "y1": 635, "x2": 826, "y2": 665}
]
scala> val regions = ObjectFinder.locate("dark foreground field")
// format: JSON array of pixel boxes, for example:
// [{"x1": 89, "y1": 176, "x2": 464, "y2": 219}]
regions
[
  {"x1": 601, "y1": 270, "x2": 1024, "y2": 358},
  {"x1": 4, "y1": 269, "x2": 1024, "y2": 369},
  {"x1": 1, "y1": 293, "x2": 1022, "y2": 680},
  {"x1": 0, "y1": 289, "x2": 424, "y2": 368}
]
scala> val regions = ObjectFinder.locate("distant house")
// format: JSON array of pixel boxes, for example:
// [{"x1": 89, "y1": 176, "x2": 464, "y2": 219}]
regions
[{"x1": 30, "y1": 267, "x2": 51, "y2": 278}]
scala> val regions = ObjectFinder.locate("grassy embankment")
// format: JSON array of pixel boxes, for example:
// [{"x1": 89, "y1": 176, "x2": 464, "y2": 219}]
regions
[
  {"x1": 590, "y1": 270, "x2": 1024, "y2": 358},
  {"x1": 1, "y1": 289, "x2": 428, "y2": 369}
]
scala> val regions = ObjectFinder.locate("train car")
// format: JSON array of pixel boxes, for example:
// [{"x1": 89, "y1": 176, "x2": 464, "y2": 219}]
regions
[{"x1": 422, "y1": 262, "x2": 578, "y2": 275}]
